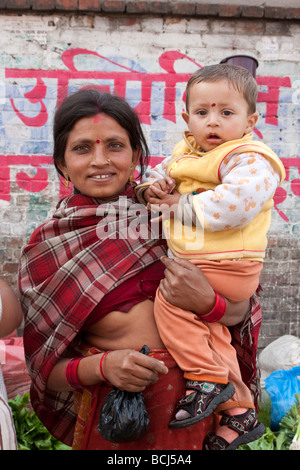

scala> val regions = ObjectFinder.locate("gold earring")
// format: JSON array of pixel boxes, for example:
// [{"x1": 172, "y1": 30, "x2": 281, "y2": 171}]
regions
[
  {"x1": 64, "y1": 173, "x2": 69, "y2": 189},
  {"x1": 129, "y1": 166, "x2": 135, "y2": 185}
]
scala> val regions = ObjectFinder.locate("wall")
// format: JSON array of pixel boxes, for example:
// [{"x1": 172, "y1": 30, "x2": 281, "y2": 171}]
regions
[{"x1": 0, "y1": 1, "x2": 299, "y2": 348}]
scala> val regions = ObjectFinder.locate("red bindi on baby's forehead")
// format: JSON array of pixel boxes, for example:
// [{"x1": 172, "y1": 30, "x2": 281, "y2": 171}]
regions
[{"x1": 211, "y1": 103, "x2": 216, "y2": 107}]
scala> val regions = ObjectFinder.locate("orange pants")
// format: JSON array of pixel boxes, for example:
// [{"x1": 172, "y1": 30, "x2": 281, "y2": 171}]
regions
[
  {"x1": 189, "y1": 259, "x2": 263, "y2": 302},
  {"x1": 154, "y1": 260, "x2": 262, "y2": 411}
]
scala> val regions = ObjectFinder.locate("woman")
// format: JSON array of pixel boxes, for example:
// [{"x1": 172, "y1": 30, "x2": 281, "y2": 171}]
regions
[{"x1": 18, "y1": 88, "x2": 261, "y2": 450}]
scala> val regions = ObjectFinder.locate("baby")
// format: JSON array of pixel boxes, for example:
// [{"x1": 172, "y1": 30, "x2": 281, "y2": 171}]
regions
[{"x1": 136, "y1": 64, "x2": 285, "y2": 450}]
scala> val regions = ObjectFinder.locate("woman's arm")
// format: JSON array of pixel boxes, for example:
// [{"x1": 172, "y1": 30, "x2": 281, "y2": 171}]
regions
[
  {"x1": 158, "y1": 256, "x2": 250, "y2": 326},
  {"x1": 0, "y1": 278, "x2": 23, "y2": 338},
  {"x1": 47, "y1": 348, "x2": 168, "y2": 393}
]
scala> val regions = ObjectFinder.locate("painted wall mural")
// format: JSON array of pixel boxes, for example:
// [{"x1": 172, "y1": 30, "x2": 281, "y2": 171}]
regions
[{"x1": 0, "y1": 48, "x2": 299, "y2": 230}]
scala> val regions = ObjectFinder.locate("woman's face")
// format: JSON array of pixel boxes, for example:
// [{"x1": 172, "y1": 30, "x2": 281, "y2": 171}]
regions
[{"x1": 58, "y1": 113, "x2": 140, "y2": 199}]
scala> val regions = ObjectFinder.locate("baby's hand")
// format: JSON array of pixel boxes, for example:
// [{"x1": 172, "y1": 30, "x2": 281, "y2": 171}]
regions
[
  {"x1": 154, "y1": 177, "x2": 176, "y2": 194},
  {"x1": 147, "y1": 185, "x2": 181, "y2": 218},
  {"x1": 144, "y1": 177, "x2": 175, "y2": 202}
]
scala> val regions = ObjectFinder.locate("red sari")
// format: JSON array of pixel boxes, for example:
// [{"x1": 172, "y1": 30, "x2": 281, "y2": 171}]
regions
[
  {"x1": 72, "y1": 348, "x2": 218, "y2": 450},
  {"x1": 71, "y1": 290, "x2": 263, "y2": 450}
]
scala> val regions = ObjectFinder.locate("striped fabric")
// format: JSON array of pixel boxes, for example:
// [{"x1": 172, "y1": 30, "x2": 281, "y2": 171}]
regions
[
  {"x1": 229, "y1": 287, "x2": 263, "y2": 411},
  {"x1": 0, "y1": 394, "x2": 18, "y2": 450}
]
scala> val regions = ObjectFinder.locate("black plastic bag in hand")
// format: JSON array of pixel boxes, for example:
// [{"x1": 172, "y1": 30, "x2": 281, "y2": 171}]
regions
[{"x1": 98, "y1": 345, "x2": 150, "y2": 442}]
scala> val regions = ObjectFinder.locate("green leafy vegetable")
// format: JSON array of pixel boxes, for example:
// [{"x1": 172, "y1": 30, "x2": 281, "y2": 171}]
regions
[
  {"x1": 8, "y1": 393, "x2": 71, "y2": 450},
  {"x1": 279, "y1": 393, "x2": 300, "y2": 450},
  {"x1": 289, "y1": 419, "x2": 300, "y2": 450}
]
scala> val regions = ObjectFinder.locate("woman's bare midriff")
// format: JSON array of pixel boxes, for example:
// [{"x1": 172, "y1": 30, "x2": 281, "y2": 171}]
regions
[{"x1": 83, "y1": 299, "x2": 165, "y2": 351}]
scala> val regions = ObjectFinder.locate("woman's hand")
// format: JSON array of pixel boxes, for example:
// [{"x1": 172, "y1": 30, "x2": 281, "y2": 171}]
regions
[
  {"x1": 103, "y1": 349, "x2": 168, "y2": 392},
  {"x1": 48, "y1": 349, "x2": 168, "y2": 393},
  {"x1": 159, "y1": 256, "x2": 215, "y2": 313},
  {"x1": 159, "y1": 256, "x2": 250, "y2": 326}
]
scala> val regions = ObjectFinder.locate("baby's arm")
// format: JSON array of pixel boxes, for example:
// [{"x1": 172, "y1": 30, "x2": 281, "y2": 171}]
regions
[
  {"x1": 192, "y1": 152, "x2": 281, "y2": 232},
  {"x1": 135, "y1": 156, "x2": 174, "y2": 204}
]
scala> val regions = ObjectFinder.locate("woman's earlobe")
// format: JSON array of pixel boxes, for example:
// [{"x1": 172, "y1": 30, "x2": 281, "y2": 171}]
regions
[
  {"x1": 56, "y1": 159, "x2": 66, "y2": 175},
  {"x1": 132, "y1": 148, "x2": 142, "y2": 166}
]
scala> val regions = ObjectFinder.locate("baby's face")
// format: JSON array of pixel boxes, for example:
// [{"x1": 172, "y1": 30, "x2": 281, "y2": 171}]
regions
[{"x1": 182, "y1": 80, "x2": 258, "y2": 152}]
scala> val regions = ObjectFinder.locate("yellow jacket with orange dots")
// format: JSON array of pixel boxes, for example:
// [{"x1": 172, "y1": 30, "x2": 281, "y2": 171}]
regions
[{"x1": 147, "y1": 133, "x2": 286, "y2": 261}]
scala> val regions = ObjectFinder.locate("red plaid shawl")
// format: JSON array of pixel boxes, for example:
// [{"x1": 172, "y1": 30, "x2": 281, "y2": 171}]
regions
[
  {"x1": 18, "y1": 186, "x2": 167, "y2": 444},
  {"x1": 229, "y1": 289, "x2": 262, "y2": 412}
]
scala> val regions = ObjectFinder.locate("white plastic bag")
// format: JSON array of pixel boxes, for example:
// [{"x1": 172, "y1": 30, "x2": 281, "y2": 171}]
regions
[{"x1": 259, "y1": 335, "x2": 300, "y2": 382}]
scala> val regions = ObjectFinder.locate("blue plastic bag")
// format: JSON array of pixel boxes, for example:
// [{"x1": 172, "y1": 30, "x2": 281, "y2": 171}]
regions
[{"x1": 265, "y1": 366, "x2": 300, "y2": 430}]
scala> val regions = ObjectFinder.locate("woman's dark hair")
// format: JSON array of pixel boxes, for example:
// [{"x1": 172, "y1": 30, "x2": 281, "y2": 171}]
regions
[{"x1": 53, "y1": 87, "x2": 150, "y2": 179}]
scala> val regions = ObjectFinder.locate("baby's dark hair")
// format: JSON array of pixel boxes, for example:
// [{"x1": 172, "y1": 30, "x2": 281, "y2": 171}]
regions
[
  {"x1": 53, "y1": 87, "x2": 150, "y2": 178},
  {"x1": 185, "y1": 64, "x2": 258, "y2": 114}
]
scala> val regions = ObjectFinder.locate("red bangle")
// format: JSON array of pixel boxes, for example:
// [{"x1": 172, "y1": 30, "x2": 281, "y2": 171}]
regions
[
  {"x1": 195, "y1": 291, "x2": 227, "y2": 323},
  {"x1": 100, "y1": 351, "x2": 110, "y2": 382},
  {"x1": 65, "y1": 357, "x2": 83, "y2": 389}
]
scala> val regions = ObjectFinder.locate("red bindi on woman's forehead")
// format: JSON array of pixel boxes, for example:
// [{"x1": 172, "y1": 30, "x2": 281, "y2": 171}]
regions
[
  {"x1": 93, "y1": 115, "x2": 103, "y2": 123},
  {"x1": 96, "y1": 139, "x2": 101, "y2": 143}
]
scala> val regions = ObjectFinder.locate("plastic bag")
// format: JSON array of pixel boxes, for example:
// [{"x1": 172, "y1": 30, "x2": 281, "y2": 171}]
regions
[
  {"x1": 98, "y1": 345, "x2": 150, "y2": 442},
  {"x1": 264, "y1": 366, "x2": 300, "y2": 430},
  {"x1": 1, "y1": 337, "x2": 31, "y2": 400},
  {"x1": 259, "y1": 335, "x2": 300, "y2": 382}
]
